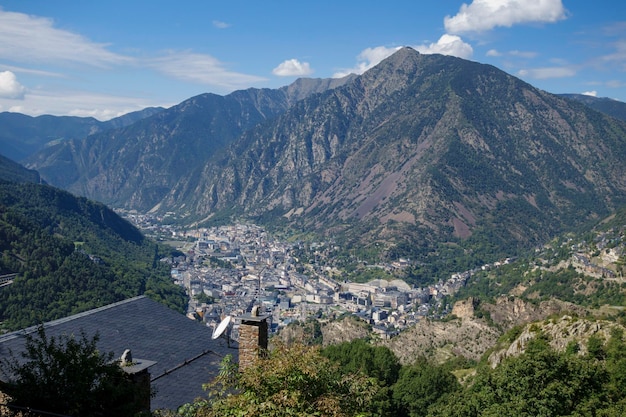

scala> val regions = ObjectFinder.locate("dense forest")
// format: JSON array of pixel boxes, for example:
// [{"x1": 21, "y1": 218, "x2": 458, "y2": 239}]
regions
[
  {"x1": 159, "y1": 330, "x2": 626, "y2": 417},
  {"x1": 0, "y1": 180, "x2": 186, "y2": 331}
]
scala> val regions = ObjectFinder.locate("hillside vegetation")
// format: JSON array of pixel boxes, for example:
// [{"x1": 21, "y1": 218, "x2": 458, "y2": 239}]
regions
[
  {"x1": 455, "y1": 205, "x2": 626, "y2": 310},
  {"x1": 0, "y1": 180, "x2": 186, "y2": 331}
]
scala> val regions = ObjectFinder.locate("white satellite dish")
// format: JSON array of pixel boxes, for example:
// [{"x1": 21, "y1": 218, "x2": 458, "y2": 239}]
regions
[{"x1": 212, "y1": 316, "x2": 232, "y2": 340}]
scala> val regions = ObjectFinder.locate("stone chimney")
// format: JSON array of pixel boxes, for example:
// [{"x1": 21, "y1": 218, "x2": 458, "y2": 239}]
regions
[
  {"x1": 238, "y1": 313, "x2": 269, "y2": 372},
  {"x1": 119, "y1": 350, "x2": 156, "y2": 412}
]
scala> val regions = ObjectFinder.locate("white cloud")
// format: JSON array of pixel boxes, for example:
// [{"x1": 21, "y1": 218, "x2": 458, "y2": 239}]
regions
[
  {"x1": 0, "y1": 9, "x2": 132, "y2": 67},
  {"x1": 488, "y1": 49, "x2": 538, "y2": 59},
  {"x1": 602, "y1": 40, "x2": 626, "y2": 69},
  {"x1": 414, "y1": 34, "x2": 473, "y2": 59},
  {"x1": 509, "y1": 50, "x2": 538, "y2": 58},
  {"x1": 582, "y1": 91, "x2": 597, "y2": 97},
  {"x1": 607, "y1": 80, "x2": 626, "y2": 88},
  {"x1": 1, "y1": 64, "x2": 64, "y2": 78},
  {"x1": 444, "y1": 0, "x2": 567, "y2": 34},
  {"x1": 0, "y1": 70, "x2": 26, "y2": 99},
  {"x1": 517, "y1": 66, "x2": 575, "y2": 79},
  {"x1": 0, "y1": 87, "x2": 166, "y2": 120},
  {"x1": 0, "y1": 9, "x2": 268, "y2": 94},
  {"x1": 213, "y1": 20, "x2": 231, "y2": 29},
  {"x1": 333, "y1": 46, "x2": 403, "y2": 78},
  {"x1": 334, "y1": 46, "x2": 403, "y2": 77},
  {"x1": 272, "y1": 59, "x2": 313, "y2": 77},
  {"x1": 149, "y1": 51, "x2": 267, "y2": 91},
  {"x1": 333, "y1": 38, "x2": 473, "y2": 78}
]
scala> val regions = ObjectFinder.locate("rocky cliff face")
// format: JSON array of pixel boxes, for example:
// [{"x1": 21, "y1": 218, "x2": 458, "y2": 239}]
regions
[
  {"x1": 482, "y1": 296, "x2": 588, "y2": 330},
  {"x1": 275, "y1": 315, "x2": 371, "y2": 347},
  {"x1": 383, "y1": 316, "x2": 500, "y2": 364},
  {"x1": 276, "y1": 295, "x2": 613, "y2": 366},
  {"x1": 368, "y1": 296, "x2": 587, "y2": 365}
]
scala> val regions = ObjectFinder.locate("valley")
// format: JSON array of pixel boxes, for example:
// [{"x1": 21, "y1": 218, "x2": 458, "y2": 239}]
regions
[
  {"x1": 3, "y1": 46, "x2": 626, "y2": 350},
  {"x1": 23, "y1": 48, "x2": 626, "y2": 270},
  {"x1": 123, "y1": 208, "x2": 626, "y2": 361},
  {"x1": 3, "y1": 3, "x2": 626, "y2": 414}
]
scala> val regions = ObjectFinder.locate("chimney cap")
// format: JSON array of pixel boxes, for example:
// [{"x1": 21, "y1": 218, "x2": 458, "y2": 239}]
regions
[
  {"x1": 119, "y1": 358, "x2": 157, "y2": 374},
  {"x1": 238, "y1": 314, "x2": 270, "y2": 323}
]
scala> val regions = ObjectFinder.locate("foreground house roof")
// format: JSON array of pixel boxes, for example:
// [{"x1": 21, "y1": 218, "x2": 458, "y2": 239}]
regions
[{"x1": 0, "y1": 296, "x2": 237, "y2": 411}]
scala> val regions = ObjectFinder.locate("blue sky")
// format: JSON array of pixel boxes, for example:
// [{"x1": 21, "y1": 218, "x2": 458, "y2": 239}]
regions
[{"x1": 0, "y1": 0, "x2": 624, "y2": 120}]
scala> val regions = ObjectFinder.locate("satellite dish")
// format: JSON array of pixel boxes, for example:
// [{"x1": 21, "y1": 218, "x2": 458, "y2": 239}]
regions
[{"x1": 212, "y1": 316, "x2": 232, "y2": 340}]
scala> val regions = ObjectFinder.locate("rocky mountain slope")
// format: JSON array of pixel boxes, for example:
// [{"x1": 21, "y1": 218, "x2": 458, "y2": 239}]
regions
[
  {"x1": 275, "y1": 295, "x2": 601, "y2": 366},
  {"x1": 163, "y1": 48, "x2": 626, "y2": 258},
  {"x1": 25, "y1": 77, "x2": 354, "y2": 212},
  {"x1": 276, "y1": 315, "x2": 371, "y2": 347},
  {"x1": 380, "y1": 296, "x2": 588, "y2": 365},
  {"x1": 487, "y1": 315, "x2": 626, "y2": 367},
  {"x1": 560, "y1": 93, "x2": 626, "y2": 122}
]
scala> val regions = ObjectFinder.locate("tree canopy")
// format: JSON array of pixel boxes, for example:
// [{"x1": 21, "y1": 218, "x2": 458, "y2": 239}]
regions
[
  {"x1": 0, "y1": 325, "x2": 147, "y2": 417},
  {"x1": 0, "y1": 180, "x2": 186, "y2": 330},
  {"x1": 435, "y1": 329, "x2": 626, "y2": 417},
  {"x1": 188, "y1": 342, "x2": 379, "y2": 417}
]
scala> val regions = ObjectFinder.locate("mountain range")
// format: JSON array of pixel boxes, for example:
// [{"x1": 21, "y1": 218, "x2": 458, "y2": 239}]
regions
[
  {"x1": 13, "y1": 47, "x2": 626, "y2": 267},
  {"x1": 0, "y1": 107, "x2": 164, "y2": 162}
]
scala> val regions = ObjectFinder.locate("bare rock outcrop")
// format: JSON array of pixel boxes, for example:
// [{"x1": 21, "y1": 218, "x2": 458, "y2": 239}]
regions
[
  {"x1": 320, "y1": 316, "x2": 371, "y2": 346},
  {"x1": 276, "y1": 315, "x2": 370, "y2": 347},
  {"x1": 382, "y1": 316, "x2": 500, "y2": 365},
  {"x1": 482, "y1": 296, "x2": 587, "y2": 330},
  {"x1": 451, "y1": 297, "x2": 477, "y2": 319},
  {"x1": 488, "y1": 316, "x2": 625, "y2": 367}
]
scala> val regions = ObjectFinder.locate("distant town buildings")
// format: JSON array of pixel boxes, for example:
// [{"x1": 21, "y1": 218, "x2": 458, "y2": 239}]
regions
[{"x1": 118, "y1": 212, "x2": 534, "y2": 340}]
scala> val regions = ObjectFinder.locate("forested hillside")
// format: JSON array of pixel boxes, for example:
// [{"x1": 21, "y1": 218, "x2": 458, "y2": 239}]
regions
[
  {"x1": 0, "y1": 180, "x2": 186, "y2": 331},
  {"x1": 0, "y1": 154, "x2": 42, "y2": 184},
  {"x1": 454, "y1": 204, "x2": 626, "y2": 311}
]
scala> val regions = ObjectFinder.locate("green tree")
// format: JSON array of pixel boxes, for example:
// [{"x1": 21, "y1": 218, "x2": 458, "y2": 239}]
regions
[
  {"x1": 322, "y1": 338, "x2": 401, "y2": 387},
  {"x1": 192, "y1": 342, "x2": 379, "y2": 417},
  {"x1": 604, "y1": 328, "x2": 626, "y2": 404},
  {"x1": 392, "y1": 358, "x2": 460, "y2": 417},
  {"x1": 437, "y1": 347, "x2": 608, "y2": 417},
  {"x1": 588, "y1": 334, "x2": 607, "y2": 360},
  {"x1": 0, "y1": 325, "x2": 147, "y2": 417},
  {"x1": 322, "y1": 339, "x2": 402, "y2": 416}
]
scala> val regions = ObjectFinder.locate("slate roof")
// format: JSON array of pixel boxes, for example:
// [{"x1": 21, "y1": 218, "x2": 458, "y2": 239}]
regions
[{"x1": 0, "y1": 296, "x2": 238, "y2": 411}]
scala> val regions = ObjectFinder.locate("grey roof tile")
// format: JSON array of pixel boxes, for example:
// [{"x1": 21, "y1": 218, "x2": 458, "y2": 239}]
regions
[{"x1": 0, "y1": 296, "x2": 238, "y2": 411}]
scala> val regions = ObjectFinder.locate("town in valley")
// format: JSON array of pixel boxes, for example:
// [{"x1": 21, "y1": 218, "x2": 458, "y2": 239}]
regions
[{"x1": 121, "y1": 211, "x2": 515, "y2": 341}]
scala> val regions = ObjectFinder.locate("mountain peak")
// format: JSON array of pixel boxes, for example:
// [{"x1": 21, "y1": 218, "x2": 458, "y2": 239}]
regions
[
  {"x1": 392, "y1": 45, "x2": 419, "y2": 57},
  {"x1": 350, "y1": 46, "x2": 429, "y2": 107},
  {"x1": 368, "y1": 46, "x2": 422, "y2": 73}
]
